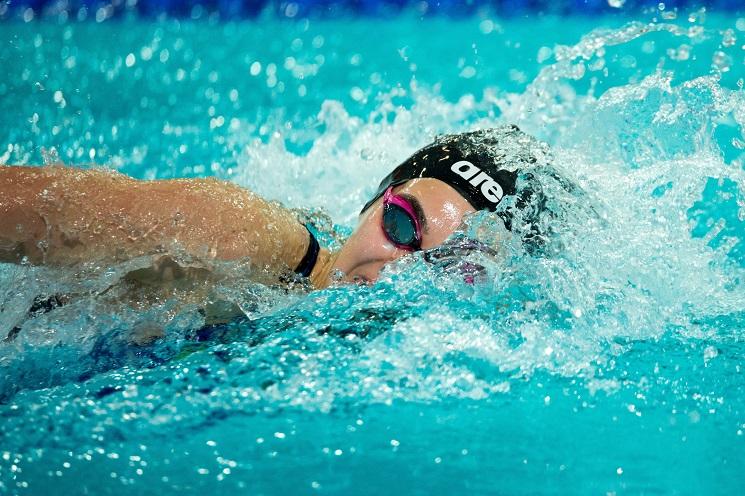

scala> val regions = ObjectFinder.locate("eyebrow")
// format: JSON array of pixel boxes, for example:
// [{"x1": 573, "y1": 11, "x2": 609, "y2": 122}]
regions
[{"x1": 399, "y1": 193, "x2": 429, "y2": 234}]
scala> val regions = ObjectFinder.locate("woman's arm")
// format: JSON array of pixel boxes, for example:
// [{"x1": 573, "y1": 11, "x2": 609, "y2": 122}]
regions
[{"x1": 0, "y1": 165, "x2": 320, "y2": 280}]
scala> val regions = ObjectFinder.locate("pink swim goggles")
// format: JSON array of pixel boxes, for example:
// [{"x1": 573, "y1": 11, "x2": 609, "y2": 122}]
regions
[{"x1": 381, "y1": 186, "x2": 423, "y2": 251}]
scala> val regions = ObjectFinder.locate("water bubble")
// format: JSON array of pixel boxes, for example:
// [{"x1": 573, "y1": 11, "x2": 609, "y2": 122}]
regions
[
  {"x1": 360, "y1": 148, "x2": 374, "y2": 161},
  {"x1": 284, "y1": 3, "x2": 299, "y2": 18},
  {"x1": 247, "y1": 60, "x2": 261, "y2": 77},
  {"x1": 479, "y1": 19, "x2": 495, "y2": 34},
  {"x1": 140, "y1": 46, "x2": 153, "y2": 61},
  {"x1": 667, "y1": 44, "x2": 691, "y2": 61},
  {"x1": 459, "y1": 66, "x2": 476, "y2": 79},
  {"x1": 398, "y1": 46, "x2": 409, "y2": 62},
  {"x1": 537, "y1": 46, "x2": 553, "y2": 63},
  {"x1": 688, "y1": 25, "x2": 705, "y2": 40},
  {"x1": 350, "y1": 87, "x2": 365, "y2": 102},
  {"x1": 712, "y1": 51, "x2": 732, "y2": 72},
  {"x1": 95, "y1": 6, "x2": 111, "y2": 23},
  {"x1": 41, "y1": 147, "x2": 60, "y2": 165},
  {"x1": 642, "y1": 40, "x2": 656, "y2": 54},
  {"x1": 722, "y1": 29, "x2": 737, "y2": 48},
  {"x1": 607, "y1": 0, "x2": 625, "y2": 8},
  {"x1": 588, "y1": 58, "x2": 606, "y2": 71},
  {"x1": 620, "y1": 55, "x2": 637, "y2": 68}
]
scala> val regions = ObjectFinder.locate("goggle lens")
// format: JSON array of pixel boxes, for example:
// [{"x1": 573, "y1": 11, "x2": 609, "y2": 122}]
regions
[{"x1": 383, "y1": 202, "x2": 419, "y2": 249}]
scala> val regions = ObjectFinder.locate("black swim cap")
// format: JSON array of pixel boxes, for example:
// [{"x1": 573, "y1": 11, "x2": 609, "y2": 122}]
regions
[{"x1": 361, "y1": 126, "x2": 552, "y2": 231}]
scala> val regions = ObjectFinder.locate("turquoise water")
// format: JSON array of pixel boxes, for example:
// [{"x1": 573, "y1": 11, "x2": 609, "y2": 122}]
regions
[{"x1": 2, "y1": 10, "x2": 745, "y2": 495}]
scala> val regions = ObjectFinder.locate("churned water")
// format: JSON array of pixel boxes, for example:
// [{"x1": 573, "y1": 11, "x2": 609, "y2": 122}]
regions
[{"x1": 1, "y1": 8, "x2": 745, "y2": 495}]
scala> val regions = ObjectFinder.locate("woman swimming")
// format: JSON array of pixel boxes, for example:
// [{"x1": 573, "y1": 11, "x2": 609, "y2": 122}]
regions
[{"x1": 0, "y1": 126, "x2": 551, "y2": 291}]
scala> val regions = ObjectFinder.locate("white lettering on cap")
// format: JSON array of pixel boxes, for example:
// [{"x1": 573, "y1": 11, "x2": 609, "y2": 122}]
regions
[{"x1": 450, "y1": 160, "x2": 504, "y2": 204}]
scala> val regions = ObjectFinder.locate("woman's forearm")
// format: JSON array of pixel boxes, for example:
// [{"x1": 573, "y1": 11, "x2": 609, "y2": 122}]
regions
[{"x1": 0, "y1": 165, "x2": 310, "y2": 273}]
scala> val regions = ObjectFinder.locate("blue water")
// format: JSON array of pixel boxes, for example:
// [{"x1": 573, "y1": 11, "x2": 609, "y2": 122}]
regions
[
  {"x1": 1, "y1": 7, "x2": 745, "y2": 495},
  {"x1": 3, "y1": 0, "x2": 743, "y2": 21}
]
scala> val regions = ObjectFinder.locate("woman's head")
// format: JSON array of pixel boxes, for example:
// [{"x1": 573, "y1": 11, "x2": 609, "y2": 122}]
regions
[{"x1": 331, "y1": 126, "x2": 555, "y2": 284}]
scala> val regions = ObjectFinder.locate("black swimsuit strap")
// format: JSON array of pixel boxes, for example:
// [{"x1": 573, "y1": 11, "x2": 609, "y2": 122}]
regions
[{"x1": 294, "y1": 226, "x2": 320, "y2": 278}]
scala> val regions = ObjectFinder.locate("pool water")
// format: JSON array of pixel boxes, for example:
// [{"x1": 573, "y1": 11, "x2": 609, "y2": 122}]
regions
[{"x1": 2, "y1": 8, "x2": 745, "y2": 495}]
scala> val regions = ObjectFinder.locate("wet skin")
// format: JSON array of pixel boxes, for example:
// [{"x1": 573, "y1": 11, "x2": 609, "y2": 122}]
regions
[
  {"x1": 329, "y1": 178, "x2": 476, "y2": 284},
  {"x1": 0, "y1": 166, "x2": 474, "y2": 289}
]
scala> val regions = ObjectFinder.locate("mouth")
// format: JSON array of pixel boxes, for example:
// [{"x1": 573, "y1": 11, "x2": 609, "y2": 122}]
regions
[
  {"x1": 339, "y1": 257, "x2": 386, "y2": 285},
  {"x1": 351, "y1": 274, "x2": 372, "y2": 285}
]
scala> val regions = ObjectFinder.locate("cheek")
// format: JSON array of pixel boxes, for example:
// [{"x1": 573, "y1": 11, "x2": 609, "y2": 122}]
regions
[
  {"x1": 334, "y1": 210, "x2": 413, "y2": 278},
  {"x1": 333, "y1": 232, "x2": 364, "y2": 273},
  {"x1": 334, "y1": 217, "x2": 383, "y2": 269}
]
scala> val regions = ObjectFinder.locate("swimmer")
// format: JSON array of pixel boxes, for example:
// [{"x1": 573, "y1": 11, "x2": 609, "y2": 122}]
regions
[{"x1": 0, "y1": 125, "x2": 552, "y2": 291}]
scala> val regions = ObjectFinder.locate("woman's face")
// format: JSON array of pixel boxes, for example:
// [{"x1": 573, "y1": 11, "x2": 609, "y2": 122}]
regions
[{"x1": 331, "y1": 178, "x2": 476, "y2": 284}]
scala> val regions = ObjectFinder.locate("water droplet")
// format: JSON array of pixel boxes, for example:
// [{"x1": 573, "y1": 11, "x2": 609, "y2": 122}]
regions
[
  {"x1": 537, "y1": 46, "x2": 553, "y2": 63},
  {"x1": 722, "y1": 29, "x2": 737, "y2": 48},
  {"x1": 140, "y1": 46, "x2": 153, "y2": 61},
  {"x1": 284, "y1": 2, "x2": 299, "y2": 18},
  {"x1": 712, "y1": 51, "x2": 732, "y2": 72},
  {"x1": 41, "y1": 147, "x2": 60, "y2": 165},
  {"x1": 479, "y1": 19, "x2": 494, "y2": 34},
  {"x1": 350, "y1": 87, "x2": 365, "y2": 102},
  {"x1": 667, "y1": 44, "x2": 691, "y2": 61},
  {"x1": 703, "y1": 345, "x2": 719, "y2": 363},
  {"x1": 459, "y1": 66, "x2": 476, "y2": 79}
]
